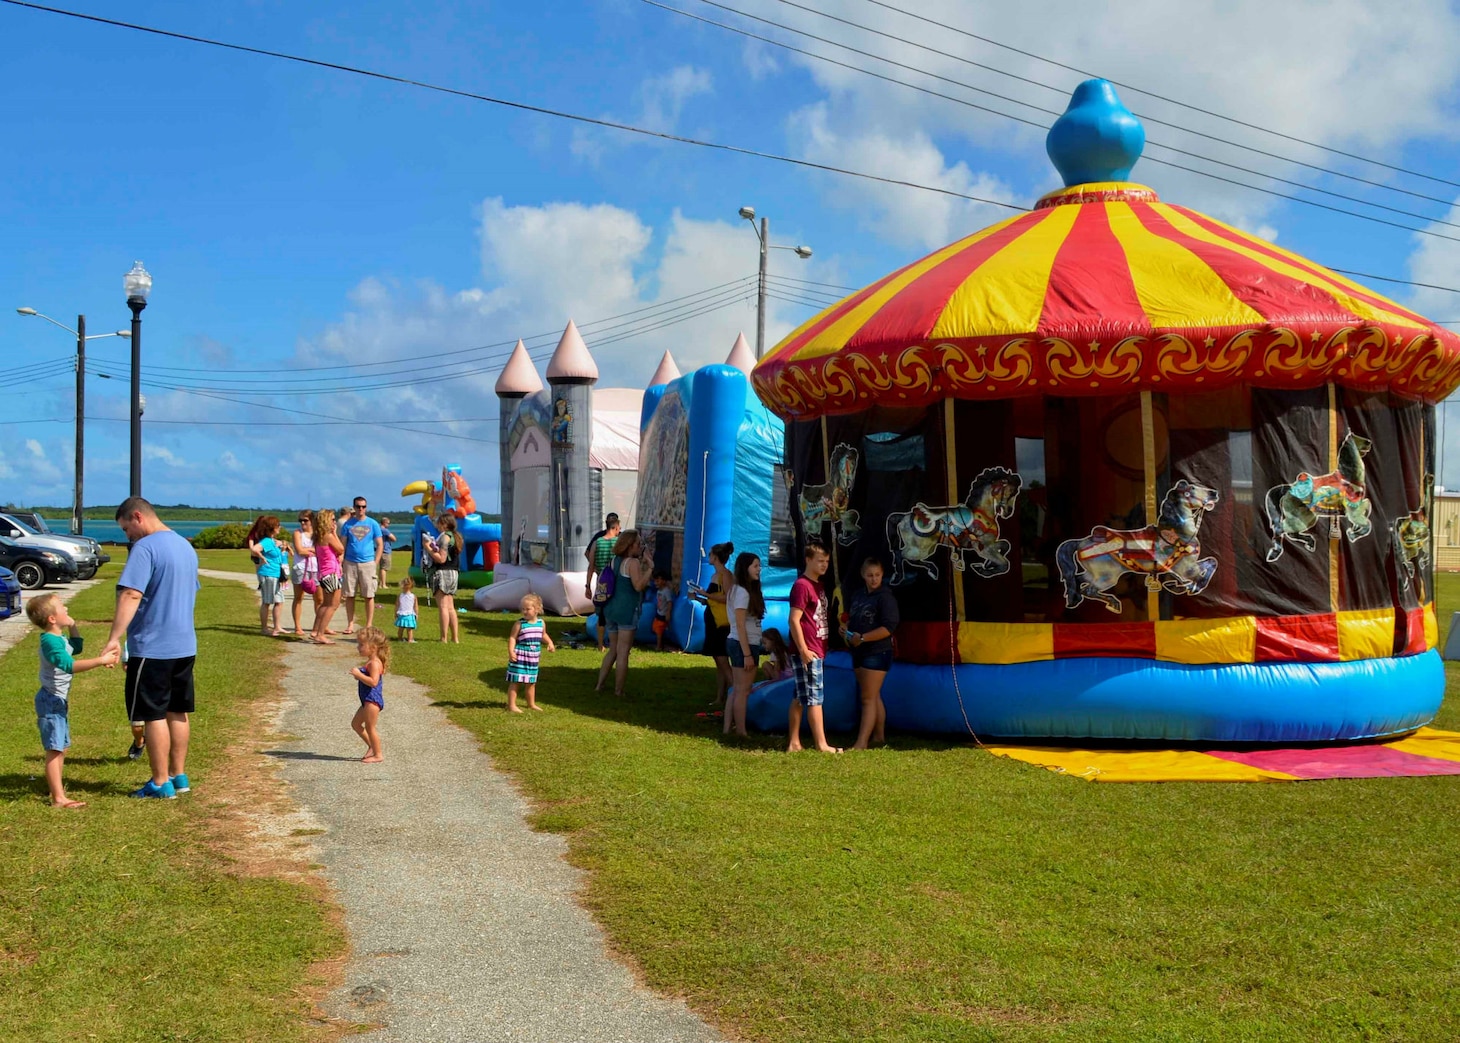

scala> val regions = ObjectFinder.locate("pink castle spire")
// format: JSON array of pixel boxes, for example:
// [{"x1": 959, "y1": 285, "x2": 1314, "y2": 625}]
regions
[
  {"x1": 725, "y1": 331, "x2": 755, "y2": 375},
  {"x1": 648, "y1": 350, "x2": 681, "y2": 386},
  {"x1": 545, "y1": 319, "x2": 599, "y2": 382},
  {"x1": 494, "y1": 339, "x2": 544, "y2": 396}
]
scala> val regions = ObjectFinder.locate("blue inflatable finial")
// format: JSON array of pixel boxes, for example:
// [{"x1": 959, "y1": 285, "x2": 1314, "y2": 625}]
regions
[{"x1": 1046, "y1": 79, "x2": 1145, "y2": 187}]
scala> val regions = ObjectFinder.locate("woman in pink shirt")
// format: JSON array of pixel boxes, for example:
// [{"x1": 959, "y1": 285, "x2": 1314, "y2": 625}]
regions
[{"x1": 311, "y1": 508, "x2": 346, "y2": 645}]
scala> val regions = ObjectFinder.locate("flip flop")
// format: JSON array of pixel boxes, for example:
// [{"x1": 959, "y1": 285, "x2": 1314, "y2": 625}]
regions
[{"x1": 51, "y1": 799, "x2": 87, "y2": 809}]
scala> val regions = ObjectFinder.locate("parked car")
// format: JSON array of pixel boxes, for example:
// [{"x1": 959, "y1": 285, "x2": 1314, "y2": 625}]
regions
[
  {"x1": 0, "y1": 566, "x2": 21, "y2": 619},
  {"x1": 5, "y1": 510, "x2": 110, "y2": 568},
  {"x1": 0, "y1": 513, "x2": 102, "y2": 580},
  {"x1": 0, "y1": 537, "x2": 76, "y2": 590}
]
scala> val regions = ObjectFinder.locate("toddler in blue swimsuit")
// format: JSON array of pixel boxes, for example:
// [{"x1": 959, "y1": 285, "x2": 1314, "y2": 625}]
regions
[{"x1": 350, "y1": 627, "x2": 389, "y2": 762}]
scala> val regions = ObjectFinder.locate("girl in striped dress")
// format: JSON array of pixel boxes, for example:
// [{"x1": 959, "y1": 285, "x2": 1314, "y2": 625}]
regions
[{"x1": 506, "y1": 594, "x2": 555, "y2": 713}]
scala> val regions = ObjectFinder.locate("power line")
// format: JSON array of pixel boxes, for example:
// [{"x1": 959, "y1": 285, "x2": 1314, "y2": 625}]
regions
[
  {"x1": 851, "y1": 0, "x2": 1460, "y2": 192},
  {"x1": 97, "y1": 285, "x2": 758, "y2": 395},
  {"x1": 139, "y1": 276, "x2": 757, "y2": 376},
  {"x1": 0, "y1": 0, "x2": 1026, "y2": 218},
  {"x1": 655, "y1": 0, "x2": 1460, "y2": 243}
]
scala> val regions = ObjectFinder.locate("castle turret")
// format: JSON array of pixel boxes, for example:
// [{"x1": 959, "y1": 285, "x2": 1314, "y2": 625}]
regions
[
  {"x1": 641, "y1": 351, "x2": 682, "y2": 434},
  {"x1": 545, "y1": 320, "x2": 599, "y2": 572},
  {"x1": 725, "y1": 332, "x2": 755, "y2": 375},
  {"x1": 495, "y1": 339, "x2": 543, "y2": 565}
]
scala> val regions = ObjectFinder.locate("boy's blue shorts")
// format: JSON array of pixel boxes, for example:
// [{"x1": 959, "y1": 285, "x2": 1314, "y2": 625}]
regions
[
  {"x1": 35, "y1": 690, "x2": 70, "y2": 752},
  {"x1": 791, "y1": 656, "x2": 825, "y2": 707}
]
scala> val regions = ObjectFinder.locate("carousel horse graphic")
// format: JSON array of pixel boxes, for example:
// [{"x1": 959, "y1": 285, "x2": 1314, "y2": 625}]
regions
[
  {"x1": 1057, "y1": 480, "x2": 1220, "y2": 613},
  {"x1": 886, "y1": 467, "x2": 1022, "y2": 584},
  {"x1": 799, "y1": 443, "x2": 861, "y2": 545},
  {"x1": 1264, "y1": 433, "x2": 1373, "y2": 563},
  {"x1": 1394, "y1": 508, "x2": 1431, "y2": 593}
]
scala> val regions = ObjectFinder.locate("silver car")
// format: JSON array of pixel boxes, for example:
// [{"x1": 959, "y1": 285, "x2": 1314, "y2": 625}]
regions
[
  {"x1": 5, "y1": 510, "x2": 111, "y2": 569},
  {"x1": 0, "y1": 512, "x2": 102, "y2": 579}
]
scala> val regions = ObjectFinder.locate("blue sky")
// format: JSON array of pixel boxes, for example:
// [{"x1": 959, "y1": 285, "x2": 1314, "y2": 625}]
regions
[{"x1": 8, "y1": 0, "x2": 1460, "y2": 514}]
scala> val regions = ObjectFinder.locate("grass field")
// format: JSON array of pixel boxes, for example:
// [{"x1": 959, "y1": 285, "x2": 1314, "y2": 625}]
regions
[
  {"x1": 379, "y1": 577, "x2": 1460, "y2": 1043},
  {"x1": 0, "y1": 572, "x2": 344, "y2": 1043}
]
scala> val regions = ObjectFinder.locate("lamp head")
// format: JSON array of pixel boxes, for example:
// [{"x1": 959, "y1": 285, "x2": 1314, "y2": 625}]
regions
[
  {"x1": 123, "y1": 260, "x2": 152, "y2": 304},
  {"x1": 738, "y1": 206, "x2": 755, "y2": 221},
  {"x1": 794, "y1": 245, "x2": 813, "y2": 259},
  {"x1": 16, "y1": 307, "x2": 37, "y2": 316}
]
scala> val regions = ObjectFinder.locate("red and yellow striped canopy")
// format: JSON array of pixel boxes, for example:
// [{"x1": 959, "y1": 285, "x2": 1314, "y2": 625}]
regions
[{"x1": 753, "y1": 183, "x2": 1460, "y2": 419}]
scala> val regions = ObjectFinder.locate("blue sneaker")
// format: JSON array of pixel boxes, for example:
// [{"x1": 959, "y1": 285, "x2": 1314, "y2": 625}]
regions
[
  {"x1": 130, "y1": 779, "x2": 177, "y2": 799},
  {"x1": 170, "y1": 774, "x2": 190, "y2": 794}
]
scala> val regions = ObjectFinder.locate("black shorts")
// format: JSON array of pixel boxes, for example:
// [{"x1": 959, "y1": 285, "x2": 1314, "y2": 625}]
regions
[{"x1": 125, "y1": 655, "x2": 196, "y2": 722}]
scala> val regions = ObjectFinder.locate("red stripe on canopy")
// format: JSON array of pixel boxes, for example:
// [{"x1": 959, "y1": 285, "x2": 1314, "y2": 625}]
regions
[{"x1": 1038, "y1": 203, "x2": 1147, "y2": 334}]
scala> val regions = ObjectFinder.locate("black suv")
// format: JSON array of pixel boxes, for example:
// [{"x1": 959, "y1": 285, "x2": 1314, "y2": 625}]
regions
[{"x1": 0, "y1": 536, "x2": 77, "y2": 589}]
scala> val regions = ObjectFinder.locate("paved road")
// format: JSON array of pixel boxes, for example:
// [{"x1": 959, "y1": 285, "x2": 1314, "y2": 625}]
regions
[{"x1": 203, "y1": 570, "x2": 722, "y2": 1043}]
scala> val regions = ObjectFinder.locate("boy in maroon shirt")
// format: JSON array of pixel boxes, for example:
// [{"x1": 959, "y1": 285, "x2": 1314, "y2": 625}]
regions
[{"x1": 787, "y1": 540, "x2": 840, "y2": 753}]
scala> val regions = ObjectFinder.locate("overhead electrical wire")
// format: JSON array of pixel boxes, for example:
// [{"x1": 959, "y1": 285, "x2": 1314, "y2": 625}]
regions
[
  {"x1": 0, "y1": 0, "x2": 1027, "y2": 216},
  {"x1": 651, "y1": 0, "x2": 1460, "y2": 242},
  {"x1": 851, "y1": 0, "x2": 1460, "y2": 191},
  {"x1": 761, "y1": 0, "x2": 1460, "y2": 203}
]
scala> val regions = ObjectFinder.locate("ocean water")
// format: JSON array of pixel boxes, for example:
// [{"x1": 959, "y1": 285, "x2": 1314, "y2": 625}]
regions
[{"x1": 40, "y1": 518, "x2": 221, "y2": 544}]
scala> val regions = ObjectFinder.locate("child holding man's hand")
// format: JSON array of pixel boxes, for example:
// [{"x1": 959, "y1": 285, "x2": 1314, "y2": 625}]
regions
[{"x1": 27, "y1": 594, "x2": 119, "y2": 808}]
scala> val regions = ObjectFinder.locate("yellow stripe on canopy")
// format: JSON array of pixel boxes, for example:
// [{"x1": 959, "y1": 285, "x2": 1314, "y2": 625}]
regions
[
  {"x1": 930, "y1": 204, "x2": 1080, "y2": 339},
  {"x1": 793, "y1": 213, "x2": 1029, "y2": 361},
  {"x1": 1107, "y1": 202, "x2": 1266, "y2": 328},
  {"x1": 1153, "y1": 204, "x2": 1422, "y2": 329}
]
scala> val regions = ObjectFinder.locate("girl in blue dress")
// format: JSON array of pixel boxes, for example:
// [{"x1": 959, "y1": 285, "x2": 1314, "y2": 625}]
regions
[
  {"x1": 506, "y1": 594, "x2": 555, "y2": 712},
  {"x1": 351, "y1": 627, "x2": 389, "y2": 762}
]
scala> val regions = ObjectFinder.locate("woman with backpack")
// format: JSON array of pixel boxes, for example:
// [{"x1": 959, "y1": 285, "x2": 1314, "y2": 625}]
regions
[
  {"x1": 426, "y1": 513, "x2": 462, "y2": 643},
  {"x1": 594, "y1": 529, "x2": 652, "y2": 697}
]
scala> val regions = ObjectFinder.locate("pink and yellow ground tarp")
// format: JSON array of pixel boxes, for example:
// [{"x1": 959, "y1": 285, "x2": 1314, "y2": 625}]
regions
[{"x1": 986, "y1": 727, "x2": 1460, "y2": 782}]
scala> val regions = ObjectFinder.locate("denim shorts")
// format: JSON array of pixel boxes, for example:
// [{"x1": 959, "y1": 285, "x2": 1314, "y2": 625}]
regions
[
  {"x1": 605, "y1": 619, "x2": 636, "y2": 636},
  {"x1": 35, "y1": 690, "x2": 70, "y2": 751},
  {"x1": 726, "y1": 638, "x2": 762, "y2": 669},
  {"x1": 258, "y1": 575, "x2": 283, "y2": 605},
  {"x1": 791, "y1": 655, "x2": 825, "y2": 707},
  {"x1": 851, "y1": 648, "x2": 894, "y2": 673}
]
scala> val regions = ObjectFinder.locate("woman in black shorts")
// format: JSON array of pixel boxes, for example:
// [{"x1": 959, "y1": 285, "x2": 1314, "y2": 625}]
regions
[
  {"x1": 697, "y1": 542, "x2": 734, "y2": 707},
  {"x1": 845, "y1": 555, "x2": 899, "y2": 750}
]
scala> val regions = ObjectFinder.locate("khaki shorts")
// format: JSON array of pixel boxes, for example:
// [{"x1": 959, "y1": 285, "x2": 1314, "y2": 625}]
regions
[{"x1": 342, "y1": 559, "x2": 378, "y2": 599}]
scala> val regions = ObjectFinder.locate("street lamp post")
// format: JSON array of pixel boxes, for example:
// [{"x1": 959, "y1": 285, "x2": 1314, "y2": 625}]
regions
[
  {"x1": 15, "y1": 308, "x2": 131, "y2": 534},
  {"x1": 124, "y1": 261, "x2": 152, "y2": 499},
  {"x1": 738, "y1": 206, "x2": 812, "y2": 359}
]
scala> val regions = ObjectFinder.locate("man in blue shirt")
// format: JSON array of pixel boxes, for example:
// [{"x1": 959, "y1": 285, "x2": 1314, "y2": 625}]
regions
[
  {"x1": 103, "y1": 497, "x2": 200, "y2": 800},
  {"x1": 340, "y1": 495, "x2": 384, "y2": 632}
]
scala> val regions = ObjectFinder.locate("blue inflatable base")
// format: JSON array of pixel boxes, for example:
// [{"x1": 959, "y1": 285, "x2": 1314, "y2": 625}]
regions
[{"x1": 745, "y1": 650, "x2": 1445, "y2": 744}]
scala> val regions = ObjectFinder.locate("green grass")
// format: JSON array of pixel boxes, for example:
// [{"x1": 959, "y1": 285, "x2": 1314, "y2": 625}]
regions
[
  {"x1": 0, "y1": 577, "x2": 344, "y2": 1043},
  {"x1": 381, "y1": 579, "x2": 1460, "y2": 1043}
]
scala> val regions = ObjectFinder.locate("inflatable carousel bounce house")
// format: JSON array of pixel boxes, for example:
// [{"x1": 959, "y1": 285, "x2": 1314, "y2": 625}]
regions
[
  {"x1": 633, "y1": 334, "x2": 795, "y2": 649},
  {"x1": 475, "y1": 324, "x2": 642, "y2": 616},
  {"x1": 748, "y1": 79, "x2": 1460, "y2": 742}
]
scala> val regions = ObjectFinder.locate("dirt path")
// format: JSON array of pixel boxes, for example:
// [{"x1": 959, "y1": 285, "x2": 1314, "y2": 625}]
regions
[{"x1": 201, "y1": 570, "x2": 722, "y2": 1042}]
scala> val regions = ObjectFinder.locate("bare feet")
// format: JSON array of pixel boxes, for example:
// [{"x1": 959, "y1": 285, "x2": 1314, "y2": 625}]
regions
[
  {"x1": 362, "y1": 754, "x2": 383, "y2": 763},
  {"x1": 51, "y1": 798, "x2": 87, "y2": 809},
  {"x1": 508, "y1": 705, "x2": 524, "y2": 714},
  {"x1": 816, "y1": 745, "x2": 843, "y2": 754},
  {"x1": 314, "y1": 637, "x2": 336, "y2": 645},
  {"x1": 787, "y1": 742, "x2": 804, "y2": 753},
  {"x1": 529, "y1": 705, "x2": 543, "y2": 712}
]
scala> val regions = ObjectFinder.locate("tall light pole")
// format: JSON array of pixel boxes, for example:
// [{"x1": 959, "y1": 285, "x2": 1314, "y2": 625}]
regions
[
  {"x1": 738, "y1": 206, "x2": 812, "y2": 359},
  {"x1": 123, "y1": 261, "x2": 152, "y2": 498},
  {"x1": 15, "y1": 308, "x2": 130, "y2": 535}
]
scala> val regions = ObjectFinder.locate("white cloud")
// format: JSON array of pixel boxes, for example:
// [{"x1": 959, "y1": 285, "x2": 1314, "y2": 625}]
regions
[
  {"x1": 638, "y1": 65, "x2": 714, "y2": 133},
  {"x1": 756, "y1": 0, "x2": 1460, "y2": 242}
]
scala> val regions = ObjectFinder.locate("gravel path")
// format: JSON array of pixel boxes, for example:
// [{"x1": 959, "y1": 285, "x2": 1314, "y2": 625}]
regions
[{"x1": 202, "y1": 571, "x2": 722, "y2": 1043}]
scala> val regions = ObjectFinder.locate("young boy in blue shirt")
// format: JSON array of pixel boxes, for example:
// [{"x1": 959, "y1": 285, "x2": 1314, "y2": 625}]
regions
[{"x1": 27, "y1": 593, "x2": 119, "y2": 808}]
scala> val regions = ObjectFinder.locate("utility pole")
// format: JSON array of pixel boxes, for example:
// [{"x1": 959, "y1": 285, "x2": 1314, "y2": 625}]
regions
[
  {"x1": 74, "y1": 314, "x2": 85, "y2": 536},
  {"x1": 757, "y1": 216, "x2": 769, "y2": 360}
]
